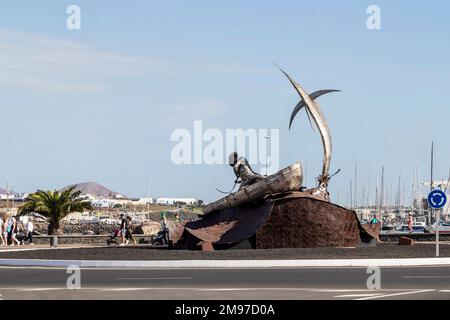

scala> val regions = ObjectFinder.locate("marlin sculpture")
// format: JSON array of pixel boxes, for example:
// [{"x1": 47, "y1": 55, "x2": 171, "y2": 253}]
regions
[{"x1": 275, "y1": 64, "x2": 340, "y2": 188}]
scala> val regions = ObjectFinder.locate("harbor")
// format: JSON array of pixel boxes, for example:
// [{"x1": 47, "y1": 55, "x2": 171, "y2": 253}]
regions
[{"x1": 347, "y1": 146, "x2": 450, "y2": 236}]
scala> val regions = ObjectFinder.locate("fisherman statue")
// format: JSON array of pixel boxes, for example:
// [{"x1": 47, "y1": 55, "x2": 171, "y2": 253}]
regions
[{"x1": 228, "y1": 152, "x2": 264, "y2": 190}]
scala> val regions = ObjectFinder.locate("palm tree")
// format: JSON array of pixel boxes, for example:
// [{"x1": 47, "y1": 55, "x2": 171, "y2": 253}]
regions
[{"x1": 19, "y1": 186, "x2": 92, "y2": 235}]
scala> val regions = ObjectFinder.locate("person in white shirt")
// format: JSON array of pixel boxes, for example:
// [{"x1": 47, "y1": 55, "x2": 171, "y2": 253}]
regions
[{"x1": 22, "y1": 220, "x2": 34, "y2": 245}]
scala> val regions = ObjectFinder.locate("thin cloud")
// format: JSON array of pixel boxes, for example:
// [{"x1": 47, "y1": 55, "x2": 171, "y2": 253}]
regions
[
  {"x1": 0, "y1": 30, "x2": 269, "y2": 94},
  {"x1": 0, "y1": 30, "x2": 155, "y2": 93}
]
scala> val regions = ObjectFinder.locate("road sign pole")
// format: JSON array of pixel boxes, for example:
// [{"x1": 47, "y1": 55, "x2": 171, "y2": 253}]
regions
[
  {"x1": 427, "y1": 189, "x2": 447, "y2": 258},
  {"x1": 427, "y1": 189, "x2": 447, "y2": 257},
  {"x1": 436, "y1": 208, "x2": 440, "y2": 257}
]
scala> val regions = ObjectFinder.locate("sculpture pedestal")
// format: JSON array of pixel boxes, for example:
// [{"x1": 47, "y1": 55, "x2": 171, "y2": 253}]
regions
[
  {"x1": 176, "y1": 192, "x2": 379, "y2": 250},
  {"x1": 256, "y1": 195, "x2": 377, "y2": 249}
]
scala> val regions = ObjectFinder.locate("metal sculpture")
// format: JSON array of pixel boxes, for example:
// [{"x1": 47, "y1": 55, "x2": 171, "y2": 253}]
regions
[
  {"x1": 288, "y1": 89, "x2": 340, "y2": 130},
  {"x1": 175, "y1": 67, "x2": 382, "y2": 250},
  {"x1": 275, "y1": 64, "x2": 340, "y2": 189}
]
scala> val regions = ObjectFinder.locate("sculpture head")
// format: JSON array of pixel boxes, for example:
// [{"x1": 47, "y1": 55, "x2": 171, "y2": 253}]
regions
[{"x1": 228, "y1": 152, "x2": 238, "y2": 167}]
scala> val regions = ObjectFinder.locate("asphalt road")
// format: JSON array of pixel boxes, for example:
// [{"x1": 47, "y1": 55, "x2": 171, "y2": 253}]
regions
[{"x1": 0, "y1": 266, "x2": 450, "y2": 300}]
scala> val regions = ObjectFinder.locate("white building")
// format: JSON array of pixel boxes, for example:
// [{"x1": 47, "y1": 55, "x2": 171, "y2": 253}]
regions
[
  {"x1": 0, "y1": 193, "x2": 15, "y2": 201},
  {"x1": 14, "y1": 193, "x2": 29, "y2": 201},
  {"x1": 135, "y1": 197, "x2": 156, "y2": 205},
  {"x1": 155, "y1": 197, "x2": 197, "y2": 206},
  {"x1": 91, "y1": 198, "x2": 127, "y2": 208},
  {"x1": 0, "y1": 194, "x2": 11, "y2": 201}
]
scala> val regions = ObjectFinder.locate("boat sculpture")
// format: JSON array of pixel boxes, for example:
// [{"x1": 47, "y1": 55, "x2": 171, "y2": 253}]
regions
[
  {"x1": 204, "y1": 65, "x2": 339, "y2": 214},
  {"x1": 204, "y1": 162, "x2": 303, "y2": 215}
]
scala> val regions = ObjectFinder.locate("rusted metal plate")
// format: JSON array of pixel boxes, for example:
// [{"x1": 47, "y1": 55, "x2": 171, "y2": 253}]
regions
[
  {"x1": 178, "y1": 191, "x2": 379, "y2": 249},
  {"x1": 399, "y1": 237, "x2": 414, "y2": 246},
  {"x1": 360, "y1": 222, "x2": 381, "y2": 240},
  {"x1": 197, "y1": 241, "x2": 214, "y2": 251},
  {"x1": 167, "y1": 221, "x2": 185, "y2": 244},
  {"x1": 183, "y1": 201, "x2": 274, "y2": 244},
  {"x1": 256, "y1": 193, "x2": 369, "y2": 249}
]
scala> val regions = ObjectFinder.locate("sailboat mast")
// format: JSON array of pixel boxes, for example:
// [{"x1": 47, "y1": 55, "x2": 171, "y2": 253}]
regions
[
  {"x1": 375, "y1": 177, "x2": 379, "y2": 212},
  {"x1": 349, "y1": 180, "x2": 353, "y2": 209},
  {"x1": 397, "y1": 174, "x2": 401, "y2": 211},
  {"x1": 380, "y1": 166, "x2": 385, "y2": 215},
  {"x1": 430, "y1": 142, "x2": 434, "y2": 191},
  {"x1": 354, "y1": 163, "x2": 358, "y2": 209}
]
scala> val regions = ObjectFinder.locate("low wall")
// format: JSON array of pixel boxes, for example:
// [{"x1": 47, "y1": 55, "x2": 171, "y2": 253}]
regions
[
  {"x1": 24, "y1": 233, "x2": 450, "y2": 246},
  {"x1": 28, "y1": 235, "x2": 155, "y2": 246},
  {"x1": 380, "y1": 233, "x2": 450, "y2": 242}
]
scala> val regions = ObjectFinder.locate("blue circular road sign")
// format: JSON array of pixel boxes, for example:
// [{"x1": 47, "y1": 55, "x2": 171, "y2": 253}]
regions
[{"x1": 427, "y1": 190, "x2": 447, "y2": 209}]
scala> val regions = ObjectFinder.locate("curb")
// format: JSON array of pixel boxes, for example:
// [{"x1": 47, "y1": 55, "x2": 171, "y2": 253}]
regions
[
  {"x1": 0, "y1": 246, "x2": 104, "y2": 253},
  {"x1": 1, "y1": 258, "x2": 450, "y2": 268}
]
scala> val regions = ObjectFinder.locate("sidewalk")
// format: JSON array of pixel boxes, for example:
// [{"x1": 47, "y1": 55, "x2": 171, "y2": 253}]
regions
[{"x1": 0, "y1": 244, "x2": 104, "y2": 253}]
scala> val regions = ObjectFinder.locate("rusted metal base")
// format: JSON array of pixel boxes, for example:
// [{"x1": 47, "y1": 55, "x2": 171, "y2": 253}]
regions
[
  {"x1": 176, "y1": 192, "x2": 380, "y2": 250},
  {"x1": 398, "y1": 237, "x2": 414, "y2": 246},
  {"x1": 197, "y1": 241, "x2": 214, "y2": 251},
  {"x1": 256, "y1": 194, "x2": 375, "y2": 248}
]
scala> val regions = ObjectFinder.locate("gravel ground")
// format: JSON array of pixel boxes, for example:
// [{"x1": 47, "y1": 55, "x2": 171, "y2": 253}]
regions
[{"x1": 0, "y1": 243, "x2": 450, "y2": 260}]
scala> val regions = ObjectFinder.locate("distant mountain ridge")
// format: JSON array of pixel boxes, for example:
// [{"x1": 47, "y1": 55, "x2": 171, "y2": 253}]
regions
[{"x1": 64, "y1": 182, "x2": 126, "y2": 198}]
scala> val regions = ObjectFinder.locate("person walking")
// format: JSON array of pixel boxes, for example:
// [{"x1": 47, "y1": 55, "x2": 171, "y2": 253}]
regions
[
  {"x1": 370, "y1": 215, "x2": 380, "y2": 224},
  {"x1": 10, "y1": 216, "x2": 21, "y2": 246},
  {"x1": 119, "y1": 214, "x2": 128, "y2": 246},
  {"x1": 125, "y1": 216, "x2": 136, "y2": 245},
  {"x1": 407, "y1": 214, "x2": 414, "y2": 233},
  {"x1": 22, "y1": 219, "x2": 34, "y2": 245},
  {"x1": 0, "y1": 216, "x2": 6, "y2": 246},
  {"x1": 159, "y1": 212, "x2": 169, "y2": 245},
  {"x1": 370, "y1": 214, "x2": 381, "y2": 243},
  {"x1": 2, "y1": 217, "x2": 9, "y2": 246}
]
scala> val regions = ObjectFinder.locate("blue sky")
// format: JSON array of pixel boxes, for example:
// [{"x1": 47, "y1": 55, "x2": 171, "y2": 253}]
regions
[{"x1": 0, "y1": 1, "x2": 449, "y2": 203}]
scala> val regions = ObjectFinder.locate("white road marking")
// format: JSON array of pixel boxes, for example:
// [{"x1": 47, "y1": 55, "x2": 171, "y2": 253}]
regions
[
  {"x1": 309, "y1": 288, "x2": 424, "y2": 293},
  {"x1": 438, "y1": 290, "x2": 450, "y2": 292},
  {"x1": 99, "y1": 288, "x2": 152, "y2": 291},
  {"x1": 334, "y1": 294, "x2": 383, "y2": 298},
  {"x1": 403, "y1": 276, "x2": 450, "y2": 279},
  {"x1": 16, "y1": 288, "x2": 68, "y2": 292},
  {"x1": 115, "y1": 277, "x2": 192, "y2": 280},
  {"x1": 355, "y1": 289, "x2": 436, "y2": 300}
]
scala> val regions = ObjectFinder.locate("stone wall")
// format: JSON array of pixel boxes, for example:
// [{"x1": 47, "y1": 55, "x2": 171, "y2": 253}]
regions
[
  {"x1": 32, "y1": 221, "x2": 161, "y2": 236},
  {"x1": 28, "y1": 235, "x2": 155, "y2": 246}
]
